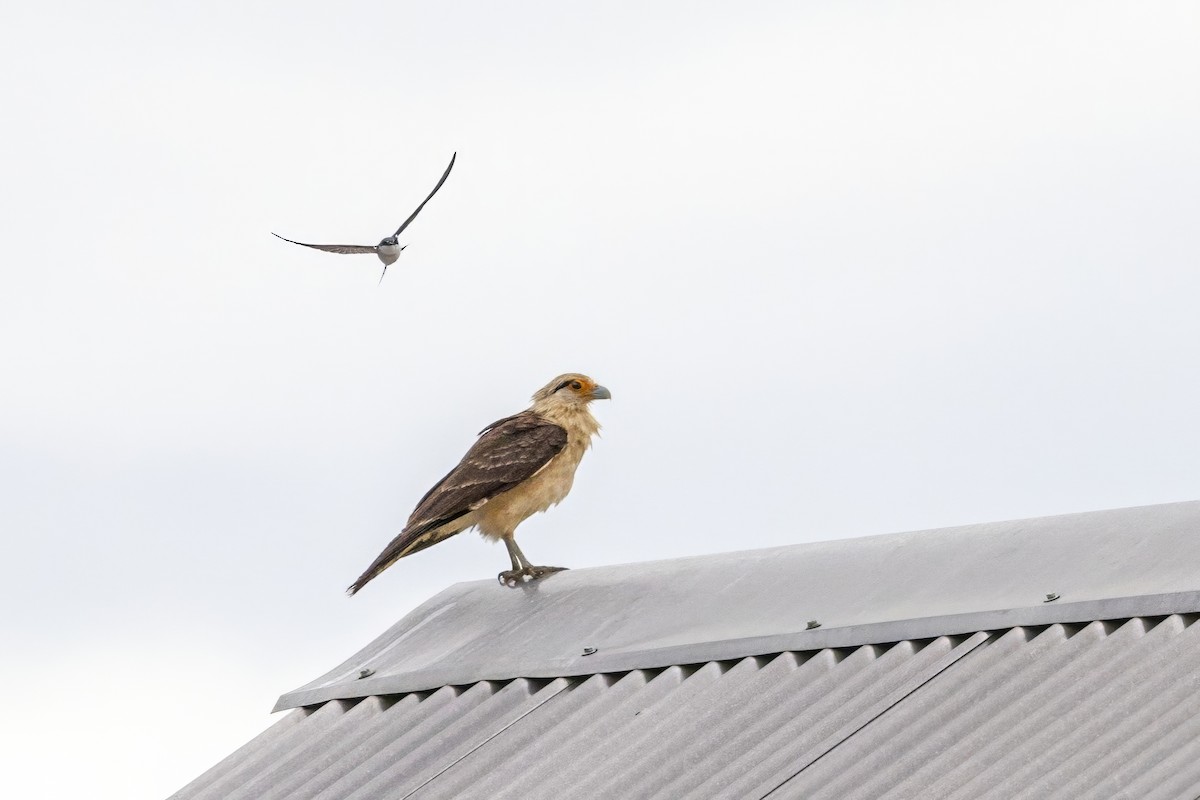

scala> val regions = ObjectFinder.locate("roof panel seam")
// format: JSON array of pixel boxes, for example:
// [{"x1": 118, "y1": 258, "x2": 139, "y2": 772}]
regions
[
  {"x1": 396, "y1": 679, "x2": 572, "y2": 800},
  {"x1": 758, "y1": 630, "x2": 992, "y2": 800}
]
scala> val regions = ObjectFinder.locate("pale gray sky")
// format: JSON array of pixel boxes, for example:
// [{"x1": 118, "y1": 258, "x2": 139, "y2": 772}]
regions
[{"x1": 2, "y1": 1, "x2": 1199, "y2": 797}]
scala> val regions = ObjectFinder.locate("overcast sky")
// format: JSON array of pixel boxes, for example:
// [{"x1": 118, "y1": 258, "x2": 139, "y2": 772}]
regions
[{"x1": 2, "y1": 1, "x2": 1199, "y2": 797}]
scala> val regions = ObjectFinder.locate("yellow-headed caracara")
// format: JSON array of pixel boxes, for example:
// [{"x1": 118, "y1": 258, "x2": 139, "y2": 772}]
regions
[{"x1": 348, "y1": 373, "x2": 610, "y2": 593}]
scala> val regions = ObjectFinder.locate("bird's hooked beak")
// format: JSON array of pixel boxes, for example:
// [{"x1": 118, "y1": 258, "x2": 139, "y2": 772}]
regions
[{"x1": 590, "y1": 385, "x2": 612, "y2": 401}]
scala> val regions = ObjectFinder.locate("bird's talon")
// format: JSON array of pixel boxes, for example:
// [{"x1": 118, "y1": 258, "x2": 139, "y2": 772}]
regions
[
  {"x1": 527, "y1": 565, "x2": 568, "y2": 580},
  {"x1": 497, "y1": 566, "x2": 567, "y2": 587}
]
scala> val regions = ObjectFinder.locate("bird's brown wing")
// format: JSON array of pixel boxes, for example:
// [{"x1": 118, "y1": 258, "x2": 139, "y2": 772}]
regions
[
  {"x1": 391, "y1": 152, "x2": 456, "y2": 237},
  {"x1": 347, "y1": 412, "x2": 567, "y2": 594},
  {"x1": 271, "y1": 233, "x2": 377, "y2": 255}
]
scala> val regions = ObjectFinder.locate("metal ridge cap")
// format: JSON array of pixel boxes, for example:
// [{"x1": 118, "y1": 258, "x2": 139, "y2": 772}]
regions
[
  {"x1": 273, "y1": 588, "x2": 1200, "y2": 712},
  {"x1": 425, "y1": 498, "x2": 1200, "y2": 588}
]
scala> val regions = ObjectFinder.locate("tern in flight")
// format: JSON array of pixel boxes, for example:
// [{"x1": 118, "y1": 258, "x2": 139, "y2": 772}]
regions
[{"x1": 272, "y1": 152, "x2": 456, "y2": 283}]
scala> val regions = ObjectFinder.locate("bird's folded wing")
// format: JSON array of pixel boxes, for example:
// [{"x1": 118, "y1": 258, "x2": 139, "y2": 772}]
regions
[
  {"x1": 271, "y1": 233, "x2": 377, "y2": 254},
  {"x1": 346, "y1": 413, "x2": 567, "y2": 594},
  {"x1": 392, "y1": 152, "x2": 457, "y2": 237},
  {"x1": 408, "y1": 412, "x2": 568, "y2": 534}
]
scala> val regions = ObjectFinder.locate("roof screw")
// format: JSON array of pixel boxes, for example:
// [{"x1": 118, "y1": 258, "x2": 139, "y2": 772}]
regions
[
  {"x1": 581, "y1": 646, "x2": 598, "y2": 656},
  {"x1": 357, "y1": 668, "x2": 375, "y2": 679},
  {"x1": 1044, "y1": 593, "x2": 1060, "y2": 603},
  {"x1": 806, "y1": 620, "x2": 821, "y2": 630}
]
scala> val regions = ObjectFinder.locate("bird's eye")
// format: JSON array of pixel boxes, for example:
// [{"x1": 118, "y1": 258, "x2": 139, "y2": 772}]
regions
[{"x1": 570, "y1": 380, "x2": 583, "y2": 391}]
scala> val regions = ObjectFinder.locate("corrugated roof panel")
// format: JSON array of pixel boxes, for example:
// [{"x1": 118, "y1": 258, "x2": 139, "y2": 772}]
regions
[
  {"x1": 171, "y1": 701, "x2": 310, "y2": 799},
  {"x1": 762, "y1": 615, "x2": 1200, "y2": 800},
  {"x1": 336, "y1": 679, "x2": 559, "y2": 799},
  {"x1": 409, "y1": 670, "x2": 644, "y2": 799},
  {"x1": 240, "y1": 695, "x2": 393, "y2": 800},
  {"x1": 761, "y1": 624, "x2": 1039, "y2": 800},
  {"x1": 172, "y1": 615, "x2": 1200, "y2": 799},
  {"x1": 642, "y1": 637, "x2": 980, "y2": 800}
]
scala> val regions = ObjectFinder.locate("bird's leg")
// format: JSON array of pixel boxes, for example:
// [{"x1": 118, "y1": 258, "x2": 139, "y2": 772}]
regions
[
  {"x1": 498, "y1": 536, "x2": 527, "y2": 587},
  {"x1": 497, "y1": 536, "x2": 567, "y2": 587},
  {"x1": 506, "y1": 537, "x2": 527, "y2": 569}
]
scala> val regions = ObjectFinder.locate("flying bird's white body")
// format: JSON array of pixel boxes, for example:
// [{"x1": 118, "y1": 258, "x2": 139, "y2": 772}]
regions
[{"x1": 375, "y1": 242, "x2": 403, "y2": 266}]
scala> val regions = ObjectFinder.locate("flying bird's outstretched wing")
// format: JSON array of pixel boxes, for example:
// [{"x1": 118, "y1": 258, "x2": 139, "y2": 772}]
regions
[
  {"x1": 392, "y1": 152, "x2": 457, "y2": 238},
  {"x1": 347, "y1": 412, "x2": 566, "y2": 594},
  {"x1": 270, "y1": 233, "x2": 377, "y2": 255}
]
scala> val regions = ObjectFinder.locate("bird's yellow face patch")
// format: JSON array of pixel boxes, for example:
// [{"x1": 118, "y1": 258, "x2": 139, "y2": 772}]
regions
[
  {"x1": 555, "y1": 374, "x2": 603, "y2": 399},
  {"x1": 568, "y1": 377, "x2": 595, "y2": 395},
  {"x1": 533, "y1": 373, "x2": 611, "y2": 404}
]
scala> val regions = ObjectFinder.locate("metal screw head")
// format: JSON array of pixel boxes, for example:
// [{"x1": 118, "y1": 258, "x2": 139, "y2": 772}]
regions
[
  {"x1": 357, "y1": 668, "x2": 375, "y2": 679},
  {"x1": 806, "y1": 620, "x2": 821, "y2": 630},
  {"x1": 1044, "y1": 593, "x2": 1061, "y2": 603},
  {"x1": 581, "y1": 646, "x2": 598, "y2": 656}
]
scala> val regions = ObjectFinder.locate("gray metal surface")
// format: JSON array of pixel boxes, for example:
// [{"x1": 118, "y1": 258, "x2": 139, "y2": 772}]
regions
[
  {"x1": 278, "y1": 500, "x2": 1200, "y2": 710},
  {"x1": 174, "y1": 616, "x2": 1200, "y2": 800}
]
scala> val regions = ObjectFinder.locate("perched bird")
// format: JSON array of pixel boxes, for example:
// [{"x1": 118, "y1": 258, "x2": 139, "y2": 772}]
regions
[
  {"x1": 348, "y1": 373, "x2": 611, "y2": 593},
  {"x1": 272, "y1": 152, "x2": 456, "y2": 283}
]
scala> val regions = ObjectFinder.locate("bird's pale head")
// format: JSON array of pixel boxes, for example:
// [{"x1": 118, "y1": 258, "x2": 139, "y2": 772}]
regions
[{"x1": 532, "y1": 373, "x2": 612, "y2": 409}]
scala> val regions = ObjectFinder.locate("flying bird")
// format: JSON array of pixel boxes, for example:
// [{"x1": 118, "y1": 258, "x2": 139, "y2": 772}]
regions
[
  {"x1": 272, "y1": 152, "x2": 456, "y2": 283},
  {"x1": 348, "y1": 373, "x2": 611, "y2": 593}
]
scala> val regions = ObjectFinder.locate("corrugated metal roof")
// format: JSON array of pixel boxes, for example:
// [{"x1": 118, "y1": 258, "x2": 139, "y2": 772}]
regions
[
  {"x1": 172, "y1": 501, "x2": 1200, "y2": 799},
  {"x1": 174, "y1": 617, "x2": 1200, "y2": 800},
  {"x1": 278, "y1": 499, "x2": 1200, "y2": 709}
]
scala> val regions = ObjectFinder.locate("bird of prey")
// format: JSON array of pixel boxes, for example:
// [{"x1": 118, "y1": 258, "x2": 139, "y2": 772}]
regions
[
  {"x1": 348, "y1": 373, "x2": 611, "y2": 593},
  {"x1": 272, "y1": 152, "x2": 456, "y2": 283}
]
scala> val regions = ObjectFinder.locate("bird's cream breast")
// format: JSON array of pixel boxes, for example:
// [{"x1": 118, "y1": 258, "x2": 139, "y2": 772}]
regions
[{"x1": 474, "y1": 439, "x2": 589, "y2": 539}]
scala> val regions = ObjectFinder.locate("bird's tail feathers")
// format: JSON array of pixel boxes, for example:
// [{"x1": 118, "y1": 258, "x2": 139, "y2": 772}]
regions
[{"x1": 345, "y1": 522, "x2": 461, "y2": 595}]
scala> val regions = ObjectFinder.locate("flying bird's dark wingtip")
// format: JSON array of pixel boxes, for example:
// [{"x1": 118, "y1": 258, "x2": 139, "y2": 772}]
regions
[{"x1": 390, "y1": 151, "x2": 459, "y2": 238}]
